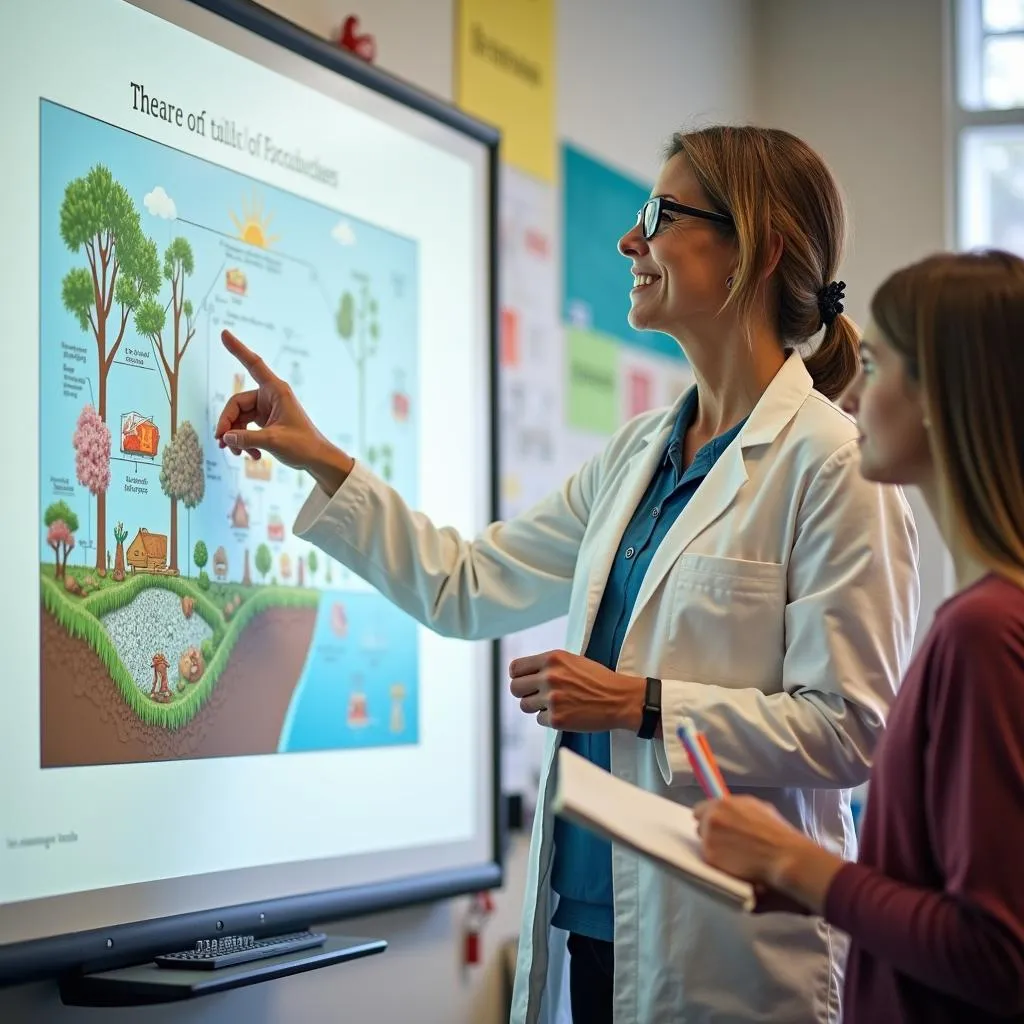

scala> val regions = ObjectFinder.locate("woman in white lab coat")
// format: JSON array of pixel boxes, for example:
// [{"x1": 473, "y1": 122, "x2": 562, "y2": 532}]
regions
[{"x1": 215, "y1": 125, "x2": 920, "y2": 1024}]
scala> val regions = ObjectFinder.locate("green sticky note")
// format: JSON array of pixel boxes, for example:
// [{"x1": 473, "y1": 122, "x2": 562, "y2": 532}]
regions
[{"x1": 566, "y1": 327, "x2": 619, "y2": 434}]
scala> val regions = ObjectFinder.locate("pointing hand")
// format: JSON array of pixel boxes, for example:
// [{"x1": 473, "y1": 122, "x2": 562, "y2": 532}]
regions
[{"x1": 214, "y1": 330, "x2": 353, "y2": 490}]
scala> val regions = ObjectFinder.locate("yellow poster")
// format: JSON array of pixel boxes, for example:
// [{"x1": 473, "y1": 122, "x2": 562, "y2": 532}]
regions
[{"x1": 455, "y1": 0, "x2": 556, "y2": 182}]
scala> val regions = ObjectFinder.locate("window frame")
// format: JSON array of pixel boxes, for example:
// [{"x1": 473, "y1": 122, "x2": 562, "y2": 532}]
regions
[{"x1": 950, "y1": 0, "x2": 1024, "y2": 252}]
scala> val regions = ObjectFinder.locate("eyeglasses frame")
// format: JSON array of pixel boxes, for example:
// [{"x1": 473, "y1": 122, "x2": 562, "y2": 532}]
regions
[{"x1": 637, "y1": 196, "x2": 733, "y2": 239}]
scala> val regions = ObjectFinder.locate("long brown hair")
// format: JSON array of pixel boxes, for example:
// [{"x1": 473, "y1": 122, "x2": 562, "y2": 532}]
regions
[
  {"x1": 871, "y1": 249, "x2": 1024, "y2": 583},
  {"x1": 665, "y1": 126, "x2": 858, "y2": 400}
]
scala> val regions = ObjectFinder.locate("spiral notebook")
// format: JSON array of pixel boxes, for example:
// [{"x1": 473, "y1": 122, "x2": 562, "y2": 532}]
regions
[{"x1": 551, "y1": 748, "x2": 756, "y2": 912}]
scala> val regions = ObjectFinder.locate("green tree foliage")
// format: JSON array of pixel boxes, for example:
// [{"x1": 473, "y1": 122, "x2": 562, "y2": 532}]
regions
[
  {"x1": 60, "y1": 164, "x2": 160, "y2": 572},
  {"x1": 135, "y1": 236, "x2": 197, "y2": 437},
  {"x1": 336, "y1": 272, "x2": 380, "y2": 456},
  {"x1": 44, "y1": 501, "x2": 80, "y2": 578},
  {"x1": 194, "y1": 540, "x2": 209, "y2": 572},
  {"x1": 45, "y1": 500, "x2": 80, "y2": 534},
  {"x1": 255, "y1": 543, "x2": 272, "y2": 582}
]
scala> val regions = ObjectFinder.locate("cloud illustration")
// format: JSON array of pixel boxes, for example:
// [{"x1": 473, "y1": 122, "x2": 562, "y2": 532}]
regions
[
  {"x1": 331, "y1": 219, "x2": 357, "y2": 245},
  {"x1": 144, "y1": 186, "x2": 177, "y2": 219}
]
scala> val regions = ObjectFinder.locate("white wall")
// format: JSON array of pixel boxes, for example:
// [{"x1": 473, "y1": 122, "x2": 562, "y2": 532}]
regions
[
  {"x1": 0, "y1": 2, "x2": 756, "y2": 1023},
  {"x1": 753, "y1": 0, "x2": 954, "y2": 634}
]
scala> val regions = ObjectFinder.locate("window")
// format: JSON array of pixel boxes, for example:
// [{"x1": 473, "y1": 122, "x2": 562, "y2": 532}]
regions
[{"x1": 954, "y1": 0, "x2": 1024, "y2": 255}]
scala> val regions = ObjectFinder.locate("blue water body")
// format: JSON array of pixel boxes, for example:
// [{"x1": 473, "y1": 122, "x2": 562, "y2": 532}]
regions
[{"x1": 279, "y1": 591, "x2": 419, "y2": 752}]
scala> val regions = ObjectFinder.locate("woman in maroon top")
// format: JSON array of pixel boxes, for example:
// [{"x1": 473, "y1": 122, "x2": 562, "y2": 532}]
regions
[{"x1": 694, "y1": 249, "x2": 1024, "y2": 1023}]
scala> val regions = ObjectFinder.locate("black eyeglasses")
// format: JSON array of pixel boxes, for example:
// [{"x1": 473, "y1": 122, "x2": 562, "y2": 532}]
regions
[{"x1": 637, "y1": 196, "x2": 732, "y2": 239}]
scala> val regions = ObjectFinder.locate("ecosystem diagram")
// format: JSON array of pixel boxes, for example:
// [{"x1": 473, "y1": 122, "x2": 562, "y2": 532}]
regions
[{"x1": 38, "y1": 100, "x2": 420, "y2": 767}]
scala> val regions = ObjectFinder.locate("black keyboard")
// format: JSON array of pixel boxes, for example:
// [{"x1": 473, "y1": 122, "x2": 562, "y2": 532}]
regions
[{"x1": 154, "y1": 929, "x2": 328, "y2": 970}]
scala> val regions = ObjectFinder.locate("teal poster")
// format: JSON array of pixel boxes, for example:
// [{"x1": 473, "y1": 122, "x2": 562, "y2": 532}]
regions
[{"x1": 561, "y1": 142, "x2": 686, "y2": 363}]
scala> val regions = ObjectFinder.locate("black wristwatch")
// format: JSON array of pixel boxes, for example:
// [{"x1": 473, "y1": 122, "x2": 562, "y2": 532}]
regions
[{"x1": 637, "y1": 677, "x2": 662, "y2": 740}]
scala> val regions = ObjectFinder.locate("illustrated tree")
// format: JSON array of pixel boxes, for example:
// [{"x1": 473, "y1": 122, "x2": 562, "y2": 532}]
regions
[
  {"x1": 307, "y1": 549, "x2": 318, "y2": 583},
  {"x1": 255, "y1": 543, "x2": 272, "y2": 583},
  {"x1": 112, "y1": 521, "x2": 128, "y2": 581},
  {"x1": 336, "y1": 271, "x2": 379, "y2": 455},
  {"x1": 135, "y1": 237, "x2": 197, "y2": 439},
  {"x1": 159, "y1": 421, "x2": 205, "y2": 573},
  {"x1": 194, "y1": 540, "x2": 208, "y2": 575},
  {"x1": 60, "y1": 165, "x2": 161, "y2": 571},
  {"x1": 44, "y1": 501, "x2": 79, "y2": 579},
  {"x1": 72, "y1": 405, "x2": 112, "y2": 572}
]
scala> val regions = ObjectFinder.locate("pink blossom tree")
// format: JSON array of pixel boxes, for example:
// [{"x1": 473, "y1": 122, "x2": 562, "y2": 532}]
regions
[
  {"x1": 44, "y1": 500, "x2": 79, "y2": 578},
  {"x1": 72, "y1": 404, "x2": 112, "y2": 573}
]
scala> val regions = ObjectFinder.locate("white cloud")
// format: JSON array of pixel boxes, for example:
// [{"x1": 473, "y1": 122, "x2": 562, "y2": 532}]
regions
[
  {"x1": 144, "y1": 186, "x2": 177, "y2": 220},
  {"x1": 331, "y1": 219, "x2": 357, "y2": 245}
]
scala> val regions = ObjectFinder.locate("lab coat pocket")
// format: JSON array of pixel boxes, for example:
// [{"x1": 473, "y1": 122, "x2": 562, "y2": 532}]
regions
[{"x1": 669, "y1": 553, "x2": 786, "y2": 689}]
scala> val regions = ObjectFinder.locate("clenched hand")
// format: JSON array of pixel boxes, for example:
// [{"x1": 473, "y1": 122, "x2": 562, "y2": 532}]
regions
[{"x1": 509, "y1": 649, "x2": 645, "y2": 732}]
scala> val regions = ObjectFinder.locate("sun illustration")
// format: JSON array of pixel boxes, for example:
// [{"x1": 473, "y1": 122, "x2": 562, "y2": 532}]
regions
[{"x1": 230, "y1": 193, "x2": 279, "y2": 248}]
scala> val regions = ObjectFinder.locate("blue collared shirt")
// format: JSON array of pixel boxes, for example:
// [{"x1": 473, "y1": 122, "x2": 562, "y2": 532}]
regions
[{"x1": 550, "y1": 388, "x2": 747, "y2": 940}]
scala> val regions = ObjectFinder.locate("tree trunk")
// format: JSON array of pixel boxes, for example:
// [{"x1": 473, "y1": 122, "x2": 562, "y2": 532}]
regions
[
  {"x1": 61, "y1": 544, "x2": 71, "y2": 578},
  {"x1": 52, "y1": 544, "x2": 62, "y2": 579},
  {"x1": 114, "y1": 541, "x2": 125, "y2": 576},
  {"x1": 168, "y1": 380, "x2": 179, "y2": 573},
  {"x1": 95, "y1": 370, "x2": 108, "y2": 574},
  {"x1": 169, "y1": 497, "x2": 178, "y2": 573}
]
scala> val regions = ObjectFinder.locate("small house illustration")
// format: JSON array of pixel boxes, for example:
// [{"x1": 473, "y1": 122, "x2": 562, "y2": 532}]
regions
[
  {"x1": 213, "y1": 546, "x2": 229, "y2": 580},
  {"x1": 267, "y1": 513, "x2": 285, "y2": 542},
  {"x1": 127, "y1": 528, "x2": 168, "y2": 573},
  {"x1": 244, "y1": 454, "x2": 272, "y2": 481},
  {"x1": 230, "y1": 494, "x2": 249, "y2": 529},
  {"x1": 121, "y1": 412, "x2": 160, "y2": 458},
  {"x1": 225, "y1": 267, "x2": 247, "y2": 295}
]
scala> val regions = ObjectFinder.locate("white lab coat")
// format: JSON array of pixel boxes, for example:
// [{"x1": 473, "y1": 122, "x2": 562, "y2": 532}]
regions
[{"x1": 293, "y1": 352, "x2": 921, "y2": 1024}]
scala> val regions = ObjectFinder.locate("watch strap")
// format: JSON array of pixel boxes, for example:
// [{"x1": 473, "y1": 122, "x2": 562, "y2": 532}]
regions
[{"x1": 637, "y1": 676, "x2": 661, "y2": 739}]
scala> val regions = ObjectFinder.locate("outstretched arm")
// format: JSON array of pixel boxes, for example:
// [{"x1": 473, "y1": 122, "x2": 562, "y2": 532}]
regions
[{"x1": 293, "y1": 456, "x2": 598, "y2": 641}]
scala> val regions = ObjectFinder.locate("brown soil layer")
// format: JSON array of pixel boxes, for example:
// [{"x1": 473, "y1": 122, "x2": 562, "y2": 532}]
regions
[{"x1": 40, "y1": 605, "x2": 316, "y2": 766}]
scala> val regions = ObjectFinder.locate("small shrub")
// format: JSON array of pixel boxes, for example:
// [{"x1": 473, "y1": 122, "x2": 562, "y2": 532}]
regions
[{"x1": 198, "y1": 570, "x2": 210, "y2": 590}]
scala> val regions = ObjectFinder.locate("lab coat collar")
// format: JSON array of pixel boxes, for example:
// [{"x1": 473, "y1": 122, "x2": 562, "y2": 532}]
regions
[{"x1": 635, "y1": 350, "x2": 815, "y2": 454}]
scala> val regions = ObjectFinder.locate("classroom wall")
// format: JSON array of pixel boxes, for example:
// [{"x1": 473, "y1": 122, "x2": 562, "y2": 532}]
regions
[
  {"x1": 0, "y1": 2, "x2": 755, "y2": 1023},
  {"x1": 3, "y1": 3, "x2": 955, "y2": 1021},
  {"x1": 752, "y1": 0, "x2": 954, "y2": 634}
]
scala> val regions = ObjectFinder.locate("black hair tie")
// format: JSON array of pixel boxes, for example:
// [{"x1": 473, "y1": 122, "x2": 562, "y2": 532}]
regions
[{"x1": 818, "y1": 280, "x2": 846, "y2": 328}]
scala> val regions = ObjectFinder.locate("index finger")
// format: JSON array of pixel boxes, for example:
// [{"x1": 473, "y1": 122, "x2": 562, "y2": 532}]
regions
[
  {"x1": 508, "y1": 653, "x2": 547, "y2": 678},
  {"x1": 221, "y1": 329, "x2": 278, "y2": 386}
]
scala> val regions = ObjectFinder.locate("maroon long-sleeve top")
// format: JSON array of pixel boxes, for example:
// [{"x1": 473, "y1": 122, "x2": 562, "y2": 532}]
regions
[{"x1": 825, "y1": 573, "x2": 1024, "y2": 1023}]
